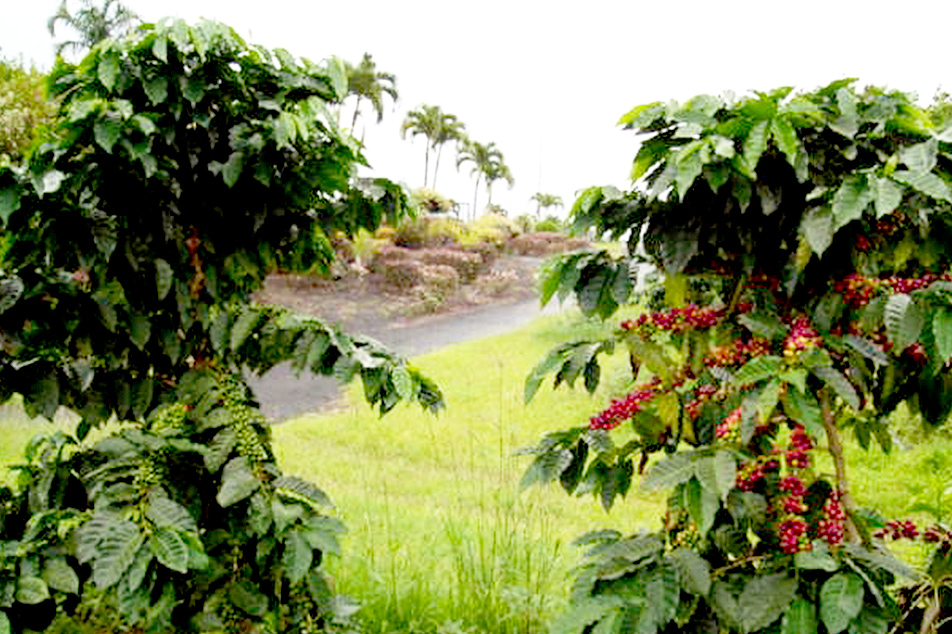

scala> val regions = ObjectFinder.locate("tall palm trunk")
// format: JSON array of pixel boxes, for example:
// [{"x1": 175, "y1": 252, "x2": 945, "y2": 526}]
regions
[
  {"x1": 487, "y1": 180, "x2": 494, "y2": 206},
  {"x1": 472, "y1": 173, "x2": 481, "y2": 218},
  {"x1": 432, "y1": 143, "x2": 443, "y2": 189},
  {"x1": 423, "y1": 146, "x2": 430, "y2": 187},
  {"x1": 350, "y1": 96, "x2": 362, "y2": 130}
]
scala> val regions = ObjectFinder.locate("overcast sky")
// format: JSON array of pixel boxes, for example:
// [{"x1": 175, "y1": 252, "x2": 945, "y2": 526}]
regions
[{"x1": 3, "y1": 0, "x2": 951, "y2": 219}]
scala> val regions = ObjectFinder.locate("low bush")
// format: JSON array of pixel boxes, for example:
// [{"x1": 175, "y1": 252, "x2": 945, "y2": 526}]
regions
[
  {"x1": 368, "y1": 245, "x2": 419, "y2": 273},
  {"x1": 510, "y1": 232, "x2": 588, "y2": 256},
  {"x1": 330, "y1": 231, "x2": 356, "y2": 263},
  {"x1": 419, "y1": 249, "x2": 482, "y2": 283},
  {"x1": 381, "y1": 259, "x2": 427, "y2": 288},
  {"x1": 461, "y1": 241, "x2": 500, "y2": 269},
  {"x1": 470, "y1": 213, "x2": 521, "y2": 243},
  {"x1": 392, "y1": 218, "x2": 430, "y2": 248},
  {"x1": 419, "y1": 264, "x2": 460, "y2": 298},
  {"x1": 425, "y1": 217, "x2": 469, "y2": 247},
  {"x1": 473, "y1": 269, "x2": 520, "y2": 297},
  {"x1": 534, "y1": 216, "x2": 564, "y2": 233}
]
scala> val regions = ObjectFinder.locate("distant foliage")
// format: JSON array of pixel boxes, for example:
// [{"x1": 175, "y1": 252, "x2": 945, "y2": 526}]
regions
[
  {"x1": 0, "y1": 60, "x2": 56, "y2": 159},
  {"x1": 412, "y1": 186, "x2": 455, "y2": 214},
  {"x1": 534, "y1": 215, "x2": 564, "y2": 233}
]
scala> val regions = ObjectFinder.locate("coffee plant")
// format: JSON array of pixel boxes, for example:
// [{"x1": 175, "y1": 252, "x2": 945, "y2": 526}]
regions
[
  {"x1": 523, "y1": 82, "x2": 952, "y2": 633},
  {"x1": 0, "y1": 18, "x2": 442, "y2": 634}
]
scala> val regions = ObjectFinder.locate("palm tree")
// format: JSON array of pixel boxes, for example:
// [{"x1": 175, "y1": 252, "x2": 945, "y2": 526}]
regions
[
  {"x1": 484, "y1": 163, "x2": 514, "y2": 207},
  {"x1": 47, "y1": 0, "x2": 139, "y2": 58},
  {"x1": 430, "y1": 115, "x2": 466, "y2": 189},
  {"x1": 344, "y1": 53, "x2": 398, "y2": 132},
  {"x1": 529, "y1": 192, "x2": 564, "y2": 217},
  {"x1": 401, "y1": 104, "x2": 466, "y2": 187},
  {"x1": 456, "y1": 140, "x2": 513, "y2": 215}
]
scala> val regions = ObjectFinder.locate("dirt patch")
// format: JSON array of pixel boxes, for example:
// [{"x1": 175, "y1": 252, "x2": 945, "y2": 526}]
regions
[{"x1": 254, "y1": 254, "x2": 545, "y2": 333}]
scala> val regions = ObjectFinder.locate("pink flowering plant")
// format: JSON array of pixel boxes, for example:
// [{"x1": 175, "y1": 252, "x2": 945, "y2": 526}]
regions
[{"x1": 522, "y1": 83, "x2": 952, "y2": 633}]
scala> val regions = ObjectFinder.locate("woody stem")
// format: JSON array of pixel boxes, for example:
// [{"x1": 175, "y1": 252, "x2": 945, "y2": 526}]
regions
[{"x1": 819, "y1": 388, "x2": 860, "y2": 543}]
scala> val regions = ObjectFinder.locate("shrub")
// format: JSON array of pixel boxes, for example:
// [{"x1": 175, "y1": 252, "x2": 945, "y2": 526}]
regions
[
  {"x1": 0, "y1": 19, "x2": 443, "y2": 634},
  {"x1": 461, "y1": 241, "x2": 500, "y2": 269},
  {"x1": 514, "y1": 214, "x2": 535, "y2": 233},
  {"x1": 524, "y1": 81, "x2": 952, "y2": 634},
  {"x1": 425, "y1": 216, "x2": 468, "y2": 247},
  {"x1": 419, "y1": 263, "x2": 460, "y2": 297},
  {"x1": 471, "y1": 212, "x2": 521, "y2": 242},
  {"x1": 374, "y1": 226, "x2": 396, "y2": 241},
  {"x1": 534, "y1": 215, "x2": 564, "y2": 232},
  {"x1": 368, "y1": 245, "x2": 419, "y2": 273},
  {"x1": 393, "y1": 217, "x2": 430, "y2": 248},
  {"x1": 412, "y1": 187, "x2": 455, "y2": 214},
  {"x1": 419, "y1": 248, "x2": 481, "y2": 282},
  {"x1": 330, "y1": 231, "x2": 356, "y2": 263},
  {"x1": 510, "y1": 232, "x2": 588, "y2": 256},
  {"x1": 474, "y1": 268, "x2": 519, "y2": 297},
  {"x1": 381, "y1": 259, "x2": 426, "y2": 288}
]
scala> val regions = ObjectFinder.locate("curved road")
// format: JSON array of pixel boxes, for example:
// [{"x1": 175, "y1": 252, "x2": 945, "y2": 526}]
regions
[{"x1": 247, "y1": 298, "x2": 566, "y2": 421}]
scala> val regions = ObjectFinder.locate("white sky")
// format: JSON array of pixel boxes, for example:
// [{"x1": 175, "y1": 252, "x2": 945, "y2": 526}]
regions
[{"x1": 2, "y1": 0, "x2": 951, "y2": 219}]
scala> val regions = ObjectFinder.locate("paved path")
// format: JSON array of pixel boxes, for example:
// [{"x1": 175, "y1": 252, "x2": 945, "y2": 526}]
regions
[{"x1": 247, "y1": 298, "x2": 566, "y2": 421}]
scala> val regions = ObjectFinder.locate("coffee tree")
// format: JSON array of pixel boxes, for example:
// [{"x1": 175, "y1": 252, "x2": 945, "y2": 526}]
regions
[
  {"x1": 0, "y1": 19, "x2": 442, "y2": 634},
  {"x1": 523, "y1": 82, "x2": 952, "y2": 633}
]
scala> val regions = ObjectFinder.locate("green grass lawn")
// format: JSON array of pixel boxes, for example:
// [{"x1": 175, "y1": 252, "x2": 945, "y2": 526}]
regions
[
  {"x1": 271, "y1": 309, "x2": 664, "y2": 634},
  {"x1": 4, "y1": 309, "x2": 952, "y2": 634}
]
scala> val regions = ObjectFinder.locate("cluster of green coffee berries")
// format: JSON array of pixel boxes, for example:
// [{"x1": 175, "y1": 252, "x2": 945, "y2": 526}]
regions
[
  {"x1": 148, "y1": 403, "x2": 190, "y2": 432},
  {"x1": 134, "y1": 451, "x2": 166, "y2": 489},
  {"x1": 215, "y1": 370, "x2": 270, "y2": 464}
]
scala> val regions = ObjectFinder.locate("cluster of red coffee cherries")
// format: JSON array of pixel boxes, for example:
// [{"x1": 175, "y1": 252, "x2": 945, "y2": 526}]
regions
[
  {"x1": 816, "y1": 494, "x2": 846, "y2": 546},
  {"x1": 715, "y1": 406, "x2": 743, "y2": 441},
  {"x1": 873, "y1": 520, "x2": 952, "y2": 544},
  {"x1": 704, "y1": 337, "x2": 774, "y2": 367},
  {"x1": 833, "y1": 272, "x2": 948, "y2": 309},
  {"x1": 589, "y1": 377, "x2": 662, "y2": 431},
  {"x1": 728, "y1": 419, "x2": 848, "y2": 554},
  {"x1": 874, "y1": 519, "x2": 920, "y2": 540},
  {"x1": 783, "y1": 316, "x2": 822, "y2": 359},
  {"x1": 735, "y1": 457, "x2": 781, "y2": 493},
  {"x1": 621, "y1": 304, "x2": 725, "y2": 333},
  {"x1": 685, "y1": 384, "x2": 718, "y2": 420}
]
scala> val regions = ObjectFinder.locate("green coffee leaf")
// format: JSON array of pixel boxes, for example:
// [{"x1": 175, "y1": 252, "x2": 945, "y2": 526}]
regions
[
  {"x1": 152, "y1": 527, "x2": 188, "y2": 573},
  {"x1": 832, "y1": 176, "x2": 871, "y2": 229},
  {"x1": 155, "y1": 259, "x2": 173, "y2": 301},
  {"x1": 802, "y1": 206, "x2": 834, "y2": 256},
  {"x1": 884, "y1": 293, "x2": 924, "y2": 351},
  {"x1": 732, "y1": 355, "x2": 783, "y2": 386},
  {"x1": 811, "y1": 367, "x2": 860, "y2": 411},
  {"x1": 934, "y1": 310, "x2": 952, "y2": 364},
  {"x1": 15, "y1": 576, "x2": 49, "y2": 604},
  {"x1": 872, "y1": 176, "x2": 903, "y2": 217},
  {"x1": 684, "y1": 478, "x2": 718, "y2": 536},
  {"x1": 743, "y1": 120, "x2": 769, "y2": 175},
  {"x1": 98, "y1": 53, "x2": 119, "y2": 90},
  {"x1": 643, "y1": 452, "x2": 695, "y2": 490},
  {"x1": 42, "y1": 558, "x2": 79, "y2": 594},
  {"x1": 670, "y1": 547, "x2": 711, "y2": 596},
  {"x1": 892, "y1": 170, "x2": 952, "y2": 203},
  {"x1": 283, "y1": 531, "x2": 313, "y2": 584},
  {"x1": 217, "y1": 457, "x2": 260, "y2": 507},
  {"x1": 782, "y1": 598, "x2": 818, "y2": 634},
  {"x1": 820, "y1": 572, "x2": 864, "y2": 634}
]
